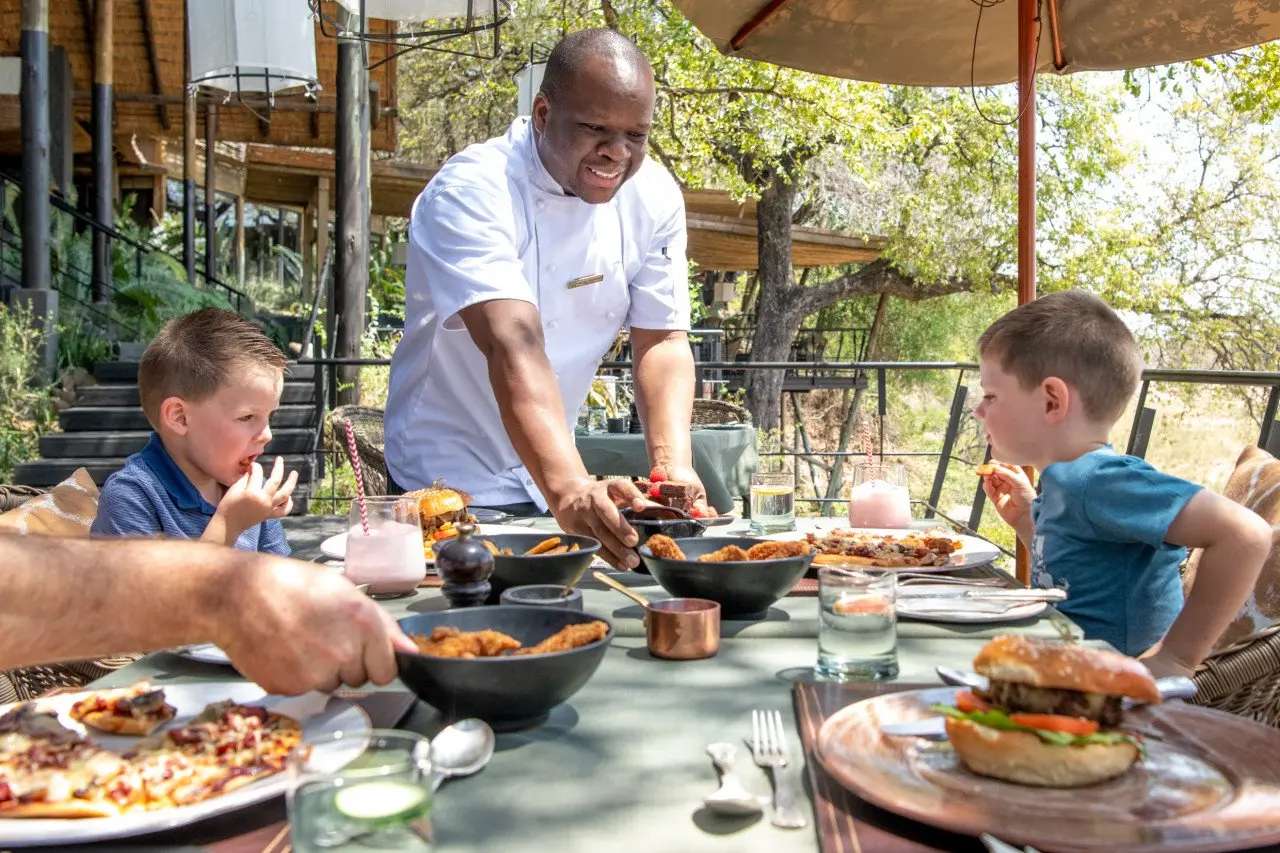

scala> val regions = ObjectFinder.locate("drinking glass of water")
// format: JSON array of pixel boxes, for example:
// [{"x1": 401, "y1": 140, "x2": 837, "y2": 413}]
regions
[
  {"x1": 288, "y1": 729, "x2": 435, "y2": 853},
  {"x1": 749, "y1": 471, "x2": 795, "y2": 533},
  {"x1": 815, "y1": 567, "x2": 898, "y2": 680},
  {"x1": 344, "y1": 497, "x2": 425, "y2": 598}
]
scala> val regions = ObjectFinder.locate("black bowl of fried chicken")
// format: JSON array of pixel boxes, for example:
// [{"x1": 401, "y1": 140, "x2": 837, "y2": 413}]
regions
[
  {"x1": 479, "y1": 533, "x2": 601, "y2": 602},
  {"x1": 637, "y1": 536, "x2": 814, "y2": 619},
  {"x1": 396, "y1": 607, "x2": 613, "y2": 731}
]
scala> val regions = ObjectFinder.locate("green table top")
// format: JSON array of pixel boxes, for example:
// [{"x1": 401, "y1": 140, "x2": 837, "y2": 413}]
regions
[{"x1": 72, "y1": 515, "x2": 1066, "y2": 853}]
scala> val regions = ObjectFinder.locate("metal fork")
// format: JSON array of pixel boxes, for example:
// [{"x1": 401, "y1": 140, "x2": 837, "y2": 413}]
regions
[{"x1": 749, "y1": 709, "x2": 808, "y2": 829}]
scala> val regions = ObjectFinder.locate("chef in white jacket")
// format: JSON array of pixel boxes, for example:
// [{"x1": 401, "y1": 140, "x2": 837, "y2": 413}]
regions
[{"x1": 385, "y1": 28, "x2": 707, "y2": 569}]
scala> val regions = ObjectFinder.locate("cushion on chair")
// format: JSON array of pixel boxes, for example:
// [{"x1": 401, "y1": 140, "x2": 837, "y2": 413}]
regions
[
  {"x1": 0, "y1": 468, "x2": 99, "y2": 536},
  {"x1": 1183, "y1": 445, "x2": 1280, "y2": 649}
]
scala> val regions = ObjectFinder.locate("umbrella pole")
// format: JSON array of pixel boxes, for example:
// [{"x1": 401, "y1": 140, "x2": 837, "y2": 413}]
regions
[{"x1": 1015, "y1": 0, "x2": 1037, "y2": 585}]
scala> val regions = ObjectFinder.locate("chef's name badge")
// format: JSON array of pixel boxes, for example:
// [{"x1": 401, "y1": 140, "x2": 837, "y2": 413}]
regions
[{"x1": 566, "y1": 274, "x2": 605, "y2": 290}]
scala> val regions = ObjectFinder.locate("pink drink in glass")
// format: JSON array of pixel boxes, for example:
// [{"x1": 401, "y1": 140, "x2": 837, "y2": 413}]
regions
[
  {"x1": 847, "y1": 463, "x2": 911, "y2": 529},
  {"x1": 344, "y1": 498, "x2": 425, "y2": 596}
]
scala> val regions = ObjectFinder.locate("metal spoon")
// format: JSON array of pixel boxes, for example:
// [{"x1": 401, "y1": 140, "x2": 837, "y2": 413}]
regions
[
  {"x1": 703, "y1": 742, "x2": 766, "y2": 817},
  {"x1": 429, "y1": 718, "x2": 495, "y2": 792}
]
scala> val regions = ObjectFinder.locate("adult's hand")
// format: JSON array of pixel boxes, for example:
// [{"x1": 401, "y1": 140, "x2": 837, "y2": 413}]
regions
[
  {"x1": 654, "y1": 463, "x2": 716, "y2": 517},
  {"x1": 551, "y1": 478, "x2": 647, "y2": 570},
  {"x1": 214, "y1": 555, "x2": 418, "y2": 695}
]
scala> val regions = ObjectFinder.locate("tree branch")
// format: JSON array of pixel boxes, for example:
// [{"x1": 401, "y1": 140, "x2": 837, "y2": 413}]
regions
[{"x1": 793, "y1": 258, "x2": 1012, "y2": 318}]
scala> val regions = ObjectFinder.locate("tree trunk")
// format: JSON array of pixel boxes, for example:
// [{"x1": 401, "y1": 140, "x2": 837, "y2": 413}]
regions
[
  {"x1": 821, "y1": 292, "x2": 890, "y2": 514},
  {"x1": 745, "y1": 174, "x2": 804, "y2": 431}
]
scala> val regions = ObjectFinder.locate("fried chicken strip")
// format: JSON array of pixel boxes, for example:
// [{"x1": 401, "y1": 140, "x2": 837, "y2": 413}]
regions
[
  {"x1": 698, "y1": 544, "x2": 749, "y2": 562},
  {"x1": 515, "y1": 621, "x2": 610, "y2": 655},
  {"x1": 412, "y1": 627, "x2": 522, "y2": 659},
  {"x1": 644, "y1": 534, "x2": 686, "y2": 560},
  {"x1": 745, "y1": 540, "x2": 812, "y2": 561}
]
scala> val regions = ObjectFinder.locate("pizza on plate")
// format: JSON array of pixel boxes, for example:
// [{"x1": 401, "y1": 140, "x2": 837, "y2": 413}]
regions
[
  {"x1": 68, "y1": 681, "x2": 176, "y2": 736},
  {"x1": 808, "y1": 528, "x2": 963, "y2": 567},
  {"x1": 0, "y1": 686, "x2": 304, "y2": 819}
]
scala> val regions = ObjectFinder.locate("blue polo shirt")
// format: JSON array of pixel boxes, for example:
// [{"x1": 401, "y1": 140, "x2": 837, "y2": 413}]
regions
[{"x1": 91, "y1": 433, "x2": 290, "y2": 555}]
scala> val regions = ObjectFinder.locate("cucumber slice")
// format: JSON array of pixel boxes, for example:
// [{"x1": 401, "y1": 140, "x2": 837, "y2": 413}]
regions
[{"x1": 333, "y1": 780, "x2": 430, "y2": 825}]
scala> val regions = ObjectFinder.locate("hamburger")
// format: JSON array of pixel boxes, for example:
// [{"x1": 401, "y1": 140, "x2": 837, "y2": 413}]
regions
[
  {"x1": 934, "y1": 635, "x2": 1159, "y2": 787},
  {"x1": 403, "y1": 484, "x2": 476, "y2": 559}
]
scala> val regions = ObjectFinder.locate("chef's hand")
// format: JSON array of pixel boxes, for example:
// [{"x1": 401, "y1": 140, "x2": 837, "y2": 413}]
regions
[
  {"x1": 551, "y1": 478, "x2": 647, "y2": 570},
  {"x1": 650, "y1": 464, "x2": 717, "y2": 518}
]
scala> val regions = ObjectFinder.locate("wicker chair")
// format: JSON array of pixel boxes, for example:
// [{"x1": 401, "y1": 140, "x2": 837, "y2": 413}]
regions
[
  {"x1": 0, "y1": 484, "x2": 46, "y2": 513},
  {"x1": 1192, "y1": 623, "x2": 1280, "y2": 728},
  {"x1": 329, "y1": 405, "x2": 389, "y2": 496},
  {"x1": 691, "y1": 399, "x2": 752, "y2": 427}
]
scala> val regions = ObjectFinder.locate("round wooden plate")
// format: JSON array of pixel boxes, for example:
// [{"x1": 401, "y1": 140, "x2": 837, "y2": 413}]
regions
[{"x1": 816, "y1": 687, "x2": 1280, "y2": 853}]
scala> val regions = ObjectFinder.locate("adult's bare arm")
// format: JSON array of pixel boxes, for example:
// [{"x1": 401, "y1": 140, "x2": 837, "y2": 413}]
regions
[
  {"x1": 459, "y1": 299, "x2": 644, "y2": 567},
  {"x1": 0, "y1": 535, "x2": 415, "y2": 695},
  {"x1": 632, "y1": 328, "x2": 695, "y2": 476}
]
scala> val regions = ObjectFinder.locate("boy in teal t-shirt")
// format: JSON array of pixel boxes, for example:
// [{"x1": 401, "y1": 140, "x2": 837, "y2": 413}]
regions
[{"x1": 974, "y1": 291, "x2": 1271, "y2": 675}]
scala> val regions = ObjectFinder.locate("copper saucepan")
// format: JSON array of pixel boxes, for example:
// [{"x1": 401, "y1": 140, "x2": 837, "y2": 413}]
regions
[{"x1": 592, "y1": 571, "x2": 720, "y2": 660}]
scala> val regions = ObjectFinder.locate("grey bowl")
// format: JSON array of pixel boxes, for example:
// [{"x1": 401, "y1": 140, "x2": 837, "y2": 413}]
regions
[
  {"x1": 637, "y1": 537, "x2": 813, "y2": 619},
  {"x1": 500, "y1": 584, "x2": 585, "y2": 611},
  {"x1": 396, "y1": 607, "x2": 612, "y2": 731},
  {"x1": 480, "y1": 533, "x2": 601, "y2": 601}
]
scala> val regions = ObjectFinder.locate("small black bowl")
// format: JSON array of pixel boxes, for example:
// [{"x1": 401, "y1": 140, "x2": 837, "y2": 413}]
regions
[
  {"x1": 480, "y1": 533, "x2": 601, "y2": 601},
  {"x1": 620, "y1": 506, "x2": 708, "y2": 574},
  {"x1": 638, "y1": 537, "x2": 813, "y2": 619},
  {"x1": 396, "y1": 607, "x2": 612, "y2": 731}
]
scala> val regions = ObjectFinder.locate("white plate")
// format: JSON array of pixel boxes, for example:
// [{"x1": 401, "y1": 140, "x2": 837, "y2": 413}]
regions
[
  {"x1": 171, "y1": 644, "x2": 233, "y2": 666},
  {"x1": 0, "y1": 682, "x2": 370, "y2": 846},
  {"x1": 895, "y1": 585, "x2": 1047, "y2": 623},
  {"x1": 319, "y1": 522, "x2": 538, "y2": 562},
  {"x1": 765, "y1": 525, "x2": 1002, "y2": 572}
]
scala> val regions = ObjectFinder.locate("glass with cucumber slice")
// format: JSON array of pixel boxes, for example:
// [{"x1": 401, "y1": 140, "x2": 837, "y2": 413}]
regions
[{"x1": 289, "y1": 730, "x2": 435, "y2": 852}]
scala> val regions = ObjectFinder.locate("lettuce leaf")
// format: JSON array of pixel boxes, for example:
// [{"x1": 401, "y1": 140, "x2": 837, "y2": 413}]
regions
[{"x1": 930, "y1": 704, "x2": 1146, "y2": 755}]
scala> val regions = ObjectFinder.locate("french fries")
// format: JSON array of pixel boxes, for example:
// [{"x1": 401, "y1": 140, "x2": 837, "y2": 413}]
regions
[
  {"x1": 482, "y1": 536, "x2": 583, "y2": 557},
  {"x1": 526, "y1": 536, "x2": 562, "y2": 555}
]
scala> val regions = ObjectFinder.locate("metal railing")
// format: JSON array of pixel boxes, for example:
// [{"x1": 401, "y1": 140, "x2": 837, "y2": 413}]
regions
[
  {"x1": 0, "y1": 171, "x2": 249, "y2": 312},
  {"x1": 295, "y1": 354, "x2": 1280, "y2": 521}
]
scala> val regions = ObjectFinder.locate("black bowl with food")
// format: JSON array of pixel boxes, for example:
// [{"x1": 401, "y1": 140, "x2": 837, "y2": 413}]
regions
[
  {"x1": 637, "y1": 536, "x2": 813, "y2": 619},
  {"x1": 396, "y1": 607, "x2": 612, "y2": 731},
  {"x1": 620, "y1": 506, "x2": 709, "y2": 574},
  {"x1": 479, "y1": 533, "x2": 601, "y2": 602}
]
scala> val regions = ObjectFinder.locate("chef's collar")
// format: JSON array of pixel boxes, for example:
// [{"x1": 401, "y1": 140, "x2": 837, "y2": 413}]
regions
[{"x1": 523, "y1": 118, "x2": 573, "y2": 198}]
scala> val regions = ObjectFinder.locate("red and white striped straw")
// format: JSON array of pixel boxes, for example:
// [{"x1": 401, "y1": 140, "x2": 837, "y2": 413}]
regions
[
  {"x1": 343, "y1": 417, "x2": 370, "y2": 536},
  {"x1": 863, "y1": 415, "x2": 874, "y2": 473}
]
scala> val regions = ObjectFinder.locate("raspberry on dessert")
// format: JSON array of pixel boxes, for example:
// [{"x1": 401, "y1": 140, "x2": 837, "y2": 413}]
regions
[
  {"x1": 648, "y1": 468, "x2": 667, "y2": 484},
  {"x1": 649, "y1": 485, "x2": 662, "y2": 499}
]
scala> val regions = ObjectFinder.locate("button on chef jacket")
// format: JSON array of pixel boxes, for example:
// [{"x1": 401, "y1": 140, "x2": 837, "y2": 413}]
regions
[{"x1": 385, "y1": 117, "x2": 691, "y2": 511}]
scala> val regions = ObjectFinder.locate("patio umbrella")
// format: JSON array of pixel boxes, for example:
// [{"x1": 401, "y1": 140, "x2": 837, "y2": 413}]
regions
[
  {"x1": 668, "y1": 0, "x2": 1280, "y2": 303},
  {"x1": 666, "y1": 0, "x2": 1280, "y2": 580}
]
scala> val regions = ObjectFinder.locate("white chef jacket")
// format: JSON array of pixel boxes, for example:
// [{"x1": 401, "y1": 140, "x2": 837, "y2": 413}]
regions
[{"x1": 384, "y1": 118, "x2": 691, "y2": 510}]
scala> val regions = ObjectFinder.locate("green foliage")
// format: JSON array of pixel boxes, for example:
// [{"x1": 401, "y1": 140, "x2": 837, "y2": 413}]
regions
[{"x1": 0, "y1": 303, "x2": 57, "y2": 483}]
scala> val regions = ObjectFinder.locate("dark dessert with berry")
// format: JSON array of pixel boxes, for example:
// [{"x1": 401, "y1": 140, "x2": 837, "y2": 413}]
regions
[{"x1": 634, "y1": 468, "x2": 713, "y2": 517}]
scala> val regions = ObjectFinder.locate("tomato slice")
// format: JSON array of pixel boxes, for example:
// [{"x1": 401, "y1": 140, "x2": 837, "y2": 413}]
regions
[
  {"x1": 1009, "y1": 713, "x2": 1099, "y2": 736},
  {"x1": 954, "y1": 691, "x2": 991, "y2": 714}
]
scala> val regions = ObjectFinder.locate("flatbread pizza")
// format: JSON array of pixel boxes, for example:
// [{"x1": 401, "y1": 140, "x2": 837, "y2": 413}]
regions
[{"x1": 0, "y1": 687, "x2": 304, "y2": 820}]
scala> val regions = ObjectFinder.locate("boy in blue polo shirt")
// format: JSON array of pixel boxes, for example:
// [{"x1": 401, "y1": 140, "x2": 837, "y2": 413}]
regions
[
  {"x1": 92, "y1": 308, "x2": 297, "y2": 555},
  {"x1": 974, "y1": 291, "x2": 1271, "y2": 676}
]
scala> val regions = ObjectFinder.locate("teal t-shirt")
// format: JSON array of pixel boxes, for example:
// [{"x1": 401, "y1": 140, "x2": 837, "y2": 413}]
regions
[{"x1": 1030, "y1": 446, "x2": 1202, "y2": 656}]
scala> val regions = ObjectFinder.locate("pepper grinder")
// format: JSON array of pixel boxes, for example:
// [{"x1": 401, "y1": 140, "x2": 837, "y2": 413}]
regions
[
  {"x1": 434, "y1": 523, "x2": 494, "y2": 608},
  {"x1": 628, "y1": 400, "x2": 643, "y2": 434}
]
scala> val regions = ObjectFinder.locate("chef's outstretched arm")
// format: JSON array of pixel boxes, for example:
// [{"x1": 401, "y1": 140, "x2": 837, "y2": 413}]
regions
[
  {"x1": 631, "y1": 327, "x2": 709, "y2": 510},
  {"x1": 460, "y1": 299, "x2": 646, "y2": 568}
]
